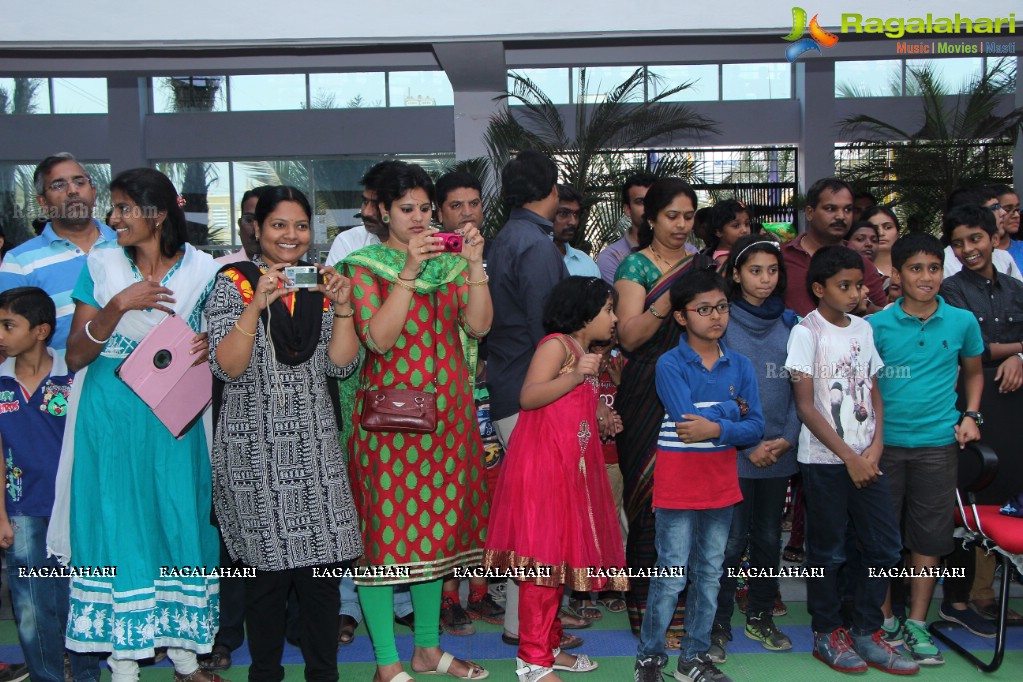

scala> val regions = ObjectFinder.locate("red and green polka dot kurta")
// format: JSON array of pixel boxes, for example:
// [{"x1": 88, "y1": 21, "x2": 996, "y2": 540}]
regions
[{"x1": 345, "y1": 248, "x2": 488, "y2": 585}]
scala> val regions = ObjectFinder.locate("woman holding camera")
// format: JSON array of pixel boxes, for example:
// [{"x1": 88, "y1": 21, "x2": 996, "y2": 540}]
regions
[
  {"x1": 60, "y1": 167, "x2": 222, "y2": 681},
  {"x1": 204, "y1": 185, "x2": 363, "y2": 682},
  {"x1": 342, "y1": 163, "x2": 492, "y2": 682}
]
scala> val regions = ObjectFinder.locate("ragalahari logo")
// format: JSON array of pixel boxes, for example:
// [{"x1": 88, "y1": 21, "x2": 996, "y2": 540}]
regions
[{"x1": 783, "y1": 7, "x2": 839, "y2": 61}]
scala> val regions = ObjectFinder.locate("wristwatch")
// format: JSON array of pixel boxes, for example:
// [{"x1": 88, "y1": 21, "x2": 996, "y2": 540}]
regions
[{"x1": 961, "y1": 411, "x2": 984, "y2": 426}]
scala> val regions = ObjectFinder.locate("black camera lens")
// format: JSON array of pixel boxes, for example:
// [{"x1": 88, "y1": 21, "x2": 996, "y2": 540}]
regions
[{"x1": 153, "y1": 349, "x2": 173, "y2": 369}]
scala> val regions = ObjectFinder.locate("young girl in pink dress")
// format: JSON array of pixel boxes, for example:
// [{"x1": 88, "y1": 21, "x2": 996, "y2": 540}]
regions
[{"x1": 484, "y1": 276, "x2": 629, "y2": 682}]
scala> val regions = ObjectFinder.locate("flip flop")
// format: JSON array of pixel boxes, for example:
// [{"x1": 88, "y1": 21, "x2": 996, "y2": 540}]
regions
[
  {"x1": 412, "y1": 652, "x2": 489, "y2": 680},
  {"x1": 557, "y1": 606, "x2": 592, "y2": 629},
  {"x1": 596, "y1": 595, "x2": 626, "y2": 613},
  {"x1": 568, "y1": 598, "x2": 603, "y2": 620},
  {"x1": 503, "y1": 632, "x2": 584, "y2": 650}
]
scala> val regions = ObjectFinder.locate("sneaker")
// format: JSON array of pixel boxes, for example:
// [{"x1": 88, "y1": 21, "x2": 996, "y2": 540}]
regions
[
  {"x1": 707, "y1": 622, "x2": 731, "y2": 663},
  {"x1": 634, "y1": 655, "x2": 666, "y2": 682},
  {"x1": 440, "y1": 596, "x2": 476, "y2": 636},
  {"x1": 881, "y1": 618, "x2": 905, "y2": 647},
  {"x1": 0, "y1": 662, "x2": 29, "y2": 682},
  {"x1": 466, "y1": 592, "x2": 506, "y2": 624},
  {"x1": 813, "y1": 628, "x2": 868, "y2": 673},
  {"x1": 674, "y1": 654, "x2": 733, "y2": 682},
  {"x1": 850, "y1": 630, "x2": 920, "y2": 675},
  {"x1": 901, "y1": 619, "x2": 944, "y2": 666},
  {"x1": 939, "y1": 601, "x2": 996, "y2": 638},
  {"x1": 745, "y1": 614, "x2": 792, "y2": 651}
]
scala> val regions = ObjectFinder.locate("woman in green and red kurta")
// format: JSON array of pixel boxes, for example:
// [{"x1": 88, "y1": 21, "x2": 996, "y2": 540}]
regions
[{"x1": 343, "y1": 162, "x2": 493, "y2": 682}]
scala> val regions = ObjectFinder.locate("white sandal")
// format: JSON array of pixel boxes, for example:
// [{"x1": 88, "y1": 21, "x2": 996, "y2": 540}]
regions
[
  {"x1": 550, "y1": 647, "x2": 599, "y2": 673},
  {"x1": 415, "y1": 652, "x2": 489, "y2": 680},
  {"x1": 515, "y1": 657, "x2": 555, "y2": 682}
]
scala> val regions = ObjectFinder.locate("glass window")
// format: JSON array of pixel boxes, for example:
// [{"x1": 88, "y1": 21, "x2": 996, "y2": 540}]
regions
[
  {"x1": 649, "y1": 65, "x2": 719, "y2": 102},
  {"x1": 722, "y1": 63, "x2": 791, "y2": 100},
  {"x1": 573, "y1": 66, "x2": 644, "y2": 103},
  {"x1": 906, "y1": 58, "x2": 984, "y2": 94},
  {"x1": 52, "y1": 78, "x2": 107, "y2": 113},
  {"x1": 388, "y1": 71, "x2": 453, "y2": 107},
  {"x1": 229, "y1": 74, "x2": 307, "y2": 111},
  {"x1": 0, "y1": 78, "x2": 50, "y2": 114},
  {"x1": 507, "y1": 69, "x2": 571, "y2": 105},
  {"x1": 154, "y1": 161, "x2": 232, "y2": 248},
  {"x1": 309, "y1": 72, "x2": 386, "y2": 109},
  {"x1": 987, "y1": 56, "x2": 1015, "y2": 93},
  {"x1": 153, "y1": 77, "x2": 227, "y2": 113},
  {"x1": 835, "y1": 60, "x2": 903, "y2": 97}
]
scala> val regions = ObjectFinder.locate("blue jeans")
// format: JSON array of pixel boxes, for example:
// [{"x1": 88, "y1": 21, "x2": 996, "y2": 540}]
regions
[
  {"x1": 638, "y1": 506, "x2": 732, "y2": 661},
  {"x1": 6, "y1": 516, "x2": 101, "y2": 682},
  {"x1": 339, "y1": 577, "x2": 413, "y2": 621},
  {"x1": 714, "y1": 476, "x2": 789, "y2": 625},
  {"x1": 800, "y1": 463, "x2": 902, "y2": 635}
]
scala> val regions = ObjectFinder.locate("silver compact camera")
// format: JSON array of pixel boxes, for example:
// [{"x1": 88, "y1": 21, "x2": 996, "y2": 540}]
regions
[{"x1": 284, "y1": 265, "x2": 320, "y2": 288}]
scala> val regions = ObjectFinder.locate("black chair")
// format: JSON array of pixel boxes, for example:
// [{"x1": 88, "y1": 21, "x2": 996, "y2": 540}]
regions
[{"x1": 928, "y1": 442, "x2": 1023, "y2": 673}]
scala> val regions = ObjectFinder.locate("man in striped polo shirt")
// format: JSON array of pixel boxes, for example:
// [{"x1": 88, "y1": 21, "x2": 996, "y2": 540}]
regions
[{"x1": 0, "y1": 153, "x2": 116, "y2": 354}]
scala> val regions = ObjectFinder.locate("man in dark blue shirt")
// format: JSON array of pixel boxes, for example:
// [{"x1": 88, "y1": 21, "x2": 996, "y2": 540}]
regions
[
  {"x1": 486, "y1": 150, "x2": 567, "y2": 438},
  {"x1": 484, "y1": 150, "x2": 569, "y2": 647}
]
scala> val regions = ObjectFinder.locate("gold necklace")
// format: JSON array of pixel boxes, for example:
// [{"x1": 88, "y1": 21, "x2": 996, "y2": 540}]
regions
[{"x1": 649, "y1": 243, "x2": 684, "y2": 271}]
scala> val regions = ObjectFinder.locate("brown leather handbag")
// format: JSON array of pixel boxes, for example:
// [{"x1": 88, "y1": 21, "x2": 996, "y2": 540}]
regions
[{"x1": 361, "y1": 388, "x2": 437, "y2": 433}]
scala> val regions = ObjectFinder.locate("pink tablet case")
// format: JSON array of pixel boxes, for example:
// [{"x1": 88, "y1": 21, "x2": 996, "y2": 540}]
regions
[{"x1": 115, "y1": 314, "x2": 212, "y2": 439}]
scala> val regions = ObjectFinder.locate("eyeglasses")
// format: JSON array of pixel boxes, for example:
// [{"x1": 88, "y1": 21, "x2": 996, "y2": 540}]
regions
[
  {"x1": 47, "y1": 177, "x2": 90, "y2": 193},
  {"x1": 1002, "y1": 205, "x2": 1021, "y2": 215},
  {"x1": 687, "y1": 303, "x2": 732, "y2": 317}
]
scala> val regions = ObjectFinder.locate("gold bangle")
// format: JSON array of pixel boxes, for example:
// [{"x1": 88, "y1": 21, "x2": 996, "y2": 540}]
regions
[
  {"x1": 393, "y1": 278, "x2": 417, "y2": 293},
  {"x1": 466, "y1": 275, "x2": 490, "y2": 287},
  {"x1": 648, "y1": 306, "x2": 667, "y2": 319},
  {"x1": 234, "y1": 321, "x2": 257, "y2": 337},
  {"x1": 334, "y1": 307, "x2": 355, "y2": 319}
]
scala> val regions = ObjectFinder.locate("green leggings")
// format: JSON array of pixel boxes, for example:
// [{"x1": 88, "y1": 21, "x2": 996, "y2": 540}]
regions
[{"x1": 360, "y1": 579, "x2": 443, "y2": 665}]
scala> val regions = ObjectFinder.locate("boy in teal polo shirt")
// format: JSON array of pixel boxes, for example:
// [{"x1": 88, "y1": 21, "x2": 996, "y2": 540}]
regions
[{"x1": 868, "y1": 233, "x2": 984, "y2": 665}]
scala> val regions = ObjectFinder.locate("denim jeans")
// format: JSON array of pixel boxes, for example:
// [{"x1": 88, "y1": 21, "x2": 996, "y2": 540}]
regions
[
  {"x1": 339, "y1": 577, "x2": 413, "y2": 621},
  {"x1": 6, "y1": 515, "x2": 101, "y2": 682},
  {"x1": 637, "y1": 506, "x2": 732, "y2": 661},
  {"x1": 799, "y1": 463, "x2": 902, "y2": 635},
  {"x1": 714, "y1": 476, "x2": 789, "y2": 625}
]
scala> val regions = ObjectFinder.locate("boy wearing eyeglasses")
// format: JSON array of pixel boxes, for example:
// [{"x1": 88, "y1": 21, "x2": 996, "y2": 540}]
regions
[{"x1": 634, "y1": 269, "x2": 764, "y2": 682}]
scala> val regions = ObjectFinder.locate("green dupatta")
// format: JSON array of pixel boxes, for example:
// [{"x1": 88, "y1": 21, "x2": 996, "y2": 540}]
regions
[{"x1": 340, "y1": 244, "x2": 479, "y2": 375}]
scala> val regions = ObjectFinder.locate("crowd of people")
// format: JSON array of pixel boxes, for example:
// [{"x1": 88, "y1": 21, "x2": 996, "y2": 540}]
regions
[{"x1": 0, "y1": 150, "x2": 1020, "y2": 682}]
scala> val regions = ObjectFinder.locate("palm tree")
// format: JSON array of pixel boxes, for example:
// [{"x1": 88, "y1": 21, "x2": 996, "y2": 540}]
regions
[
  {"x1": 839, "y1": 59, "x2": 1021, "y2": 232},
  {"x1": 473, "y1": 67, "x2": 718, "y2": 246},
  {"x1": 161, "y1": 77, "x2": 224, "y2": 246},
  {"x1": 0, "y1": 78, "x2": 45, "y2": 246}
]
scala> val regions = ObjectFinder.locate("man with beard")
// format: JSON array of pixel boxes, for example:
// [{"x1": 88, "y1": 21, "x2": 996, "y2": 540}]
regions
[
  {"x1": 595, "y1": 173, "x2": 655, "y2": 284},
  {"x1": 782, "y1": 178, "x2": 887, "y2": 317},
  {"x1": 552, "y1": 185, "x2": 600, "y2": 277},
  {"x1": 325, "y1": 160, "x2": 401, "y2": 267},
  {"x1": 0, "y1": 153, "x2": 116, "y2": 353}
]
